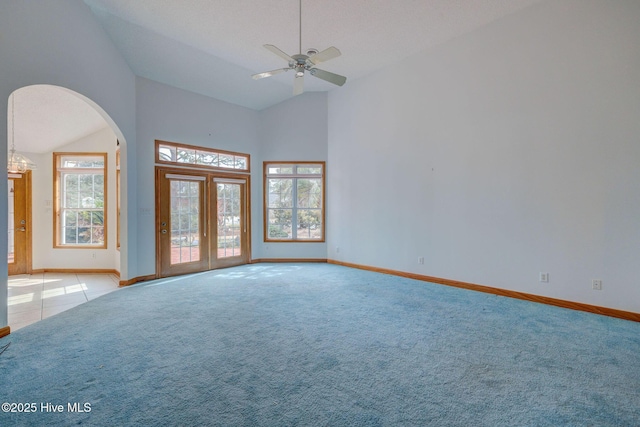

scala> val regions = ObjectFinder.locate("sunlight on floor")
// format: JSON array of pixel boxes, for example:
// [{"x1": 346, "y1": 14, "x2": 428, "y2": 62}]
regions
[
  {"x1": 7, "y1": 273, "x2": 120, "y2": 331},
  {"x1": 7, "y1": 277, "x2": 57, "y2": 287},
  {"x1": 42, "y1": 283, "x2": 89, "y2": 299},
  {"x1": 8, "y1": 293, "x2": 35, "y2": 305}
]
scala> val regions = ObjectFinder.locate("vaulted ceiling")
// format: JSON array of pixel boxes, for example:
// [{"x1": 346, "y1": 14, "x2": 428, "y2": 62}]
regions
[
  {"x1": 83, "y1": 0, "x2": 545, "y2": 110},
  {"x1": 12, "y1": 0, "x2": 547, "y2": 154}
]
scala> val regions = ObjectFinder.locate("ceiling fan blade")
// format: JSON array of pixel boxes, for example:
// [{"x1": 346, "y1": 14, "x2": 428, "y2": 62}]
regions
[
  {"x1": 309, "y1": 68, "x2": 347, "y2": 86},
  {"x1": 264, "y1": 44, "x2": 294, "y2": 63},
  {"x1": 307, "y1": 46, "x2": 341, "y2": 65},
  {"x1": 293, "y1": 74, "x2": 304, "y2": 95},
  {"x1": 252, "y1": 68, "x2": 290, "y2": 80}
]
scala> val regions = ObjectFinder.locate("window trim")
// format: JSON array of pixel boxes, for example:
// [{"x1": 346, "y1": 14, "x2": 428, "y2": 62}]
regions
[
  {"x1": 155, "y1": 140, "x2": 250, "y2": 173},
  {"x1": 263, "y1": 161, "x2": 326, "y2": 243},
  {"x1": 116, "y1": 146, "x2": 121, "y2": 250},
  {"x1": 53, "y1": 152, "x2": 108, "y2": 249}
]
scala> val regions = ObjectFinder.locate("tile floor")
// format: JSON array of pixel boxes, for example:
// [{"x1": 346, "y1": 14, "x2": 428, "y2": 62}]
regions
[{"x1": 8, "y1": 273, "x2": 120, "y2": 331}]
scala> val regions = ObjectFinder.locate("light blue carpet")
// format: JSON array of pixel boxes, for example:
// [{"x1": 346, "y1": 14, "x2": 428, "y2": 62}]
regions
[{"x1": 1, "y1": 263, "x2": 639, "y2": 426}]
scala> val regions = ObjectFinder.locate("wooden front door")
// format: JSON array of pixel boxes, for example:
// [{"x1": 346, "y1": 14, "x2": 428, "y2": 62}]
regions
[{"x1": 8, "y1": 172, "x2": 31, "y2": 275}]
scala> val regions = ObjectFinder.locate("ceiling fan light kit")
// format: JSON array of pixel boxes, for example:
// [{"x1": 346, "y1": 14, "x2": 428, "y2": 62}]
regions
[{"x1": 252, "y1": 0, "x2": 347, "y2": 95}]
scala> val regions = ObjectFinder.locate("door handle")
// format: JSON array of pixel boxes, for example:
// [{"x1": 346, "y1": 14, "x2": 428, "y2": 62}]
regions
[{"x1": 16, "y1": 227, "x2": 26, "y2": 232}]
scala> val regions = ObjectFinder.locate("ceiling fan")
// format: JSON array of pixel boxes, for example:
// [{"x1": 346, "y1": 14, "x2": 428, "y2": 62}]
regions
[{"x1": 252, "y1": 0, "x2": 347, "y2": 95}]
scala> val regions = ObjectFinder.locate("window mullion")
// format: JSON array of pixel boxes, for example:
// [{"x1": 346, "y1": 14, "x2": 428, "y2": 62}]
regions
[{"x1": 291, "y1": 177, "x2": 298, "y2": 239}]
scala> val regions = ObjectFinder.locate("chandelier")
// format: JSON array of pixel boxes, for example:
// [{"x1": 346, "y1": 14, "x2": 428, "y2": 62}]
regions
[{"x1": 7, "y1": 93, "x2": 36, "y2": 174}]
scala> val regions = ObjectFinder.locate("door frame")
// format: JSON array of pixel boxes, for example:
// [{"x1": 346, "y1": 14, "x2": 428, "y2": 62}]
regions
[
  {"x1": 155, "y1": 166, "x2": 251, "y2": 278},
  {"x1": 8, "y1": 171, "x2": 33, "y2": 275},
  {"x1": 156, "y1": 169, "x2": 210, "y2": 278}
]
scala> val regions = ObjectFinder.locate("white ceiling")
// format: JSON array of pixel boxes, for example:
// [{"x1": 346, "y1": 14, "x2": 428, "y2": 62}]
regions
[
  {"x1": 83, "y1": 0, "x2": 546, "y2": 110},
  {"x1": 11, "y1": 0, "x2": 546, "y2": 155},
  {"x1": 9, "y1": 86, "x2": 108, "y2": 154}
]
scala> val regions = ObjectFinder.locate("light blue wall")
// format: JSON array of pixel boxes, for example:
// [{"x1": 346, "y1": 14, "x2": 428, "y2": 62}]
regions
[
  {"x1": 0, "y1": 0, "x2": 137, "y2": 328},
  {"x1": 328, "y1": 0, "x2": 640, "y2": 312},
  {"x1": 256, "y1": 93, "x2": 328, "y2": 260},
  {"x1": 135, "y1": 81, "x2": 328, "y2": 274},
  {"x1": 135, "y1": 78, "x2": 260, "y2": 276}
]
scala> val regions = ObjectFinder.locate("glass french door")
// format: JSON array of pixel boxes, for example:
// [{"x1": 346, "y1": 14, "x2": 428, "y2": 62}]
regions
[
  {"x1": 8, "y1": 172, "x2": 31, "y2": 275},
  {"x1": 213, "y1": 179, "x2": 248, "y2": 268},
  {"x1": 157, "y1": 169, "x2": 249, "y2": 278},
  {"x1": 158, "y1": 172, "x2": 209, "y2": 277}
]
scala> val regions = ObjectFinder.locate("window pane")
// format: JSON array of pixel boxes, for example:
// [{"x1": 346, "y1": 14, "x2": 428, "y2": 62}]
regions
[
  {"x1": 268, "y1": 209, "x2": 292, "y2": 239},
  {"x1": 297, "y1": 179, "x2": 322, "y2": 208},
  {"x1": 64, "y1": 211, "x2": 78, "y2": 228},
  {"x1": 198, "y1": 151, "x2": 218, "y2": 166},
  {"x1": 91, "y1": 211, "x2": 104, "y2": 227},
  {"x1": 79, "y1": 175, "x2": 96, "y2": 206},
  {"x1": 93, "y1": 226, "x2": 104, "y2": 244},
  {"x1": 219, "y1": 154, "x2": 234, "y2": 168},
  {"x1": 297, "y1": 166, "x2": 322, "y2": 175},
  {"x1": 64, "y1": 226, "x2": 78, "y2": 245},
  {"x1": 77, "y1": 210, "x2": 91, "y2": 227},
  {"x1": 268, "y1": 178, "x2": 293, "y2": 208},
  {"x1": 217, "y1": 183, "x2": 242, "y2": 258},
  {"x1": 61, "y1": 156, "x2": 103, "y2": 168},
  {"x1": 170, "y1": 179, "x2": 201, "y2": 264},
  {"x1": 234, "y1": 156, "x2": 247, "y2": 170},
  {"x1": 159, "y1": 145, "x2": 175, "y2": 162},
  {"x1": 177, "y1": 148, "x2": 196, "y2": 163},
  {"x1": 268, "y1": 166, "x2": 293, "y2": 174},
  {"x1": 297, "y1": 209, "x2": 322, "y2": 239},
  {"x1": 64, "y1": 174, "x2": 79, "y2": 208},
  {"x1": 94, "y1": 173, "x2": 104, "y2": 188},
  {"x1": 77, "y1": 227, "x2": 91, "y2": 244}
]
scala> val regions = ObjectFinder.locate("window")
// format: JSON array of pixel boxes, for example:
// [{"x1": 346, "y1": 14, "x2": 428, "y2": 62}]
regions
[
  {"x1": 54, "y1": 153, "x2": 107, "y2": 248},
  {"x1": 156, "y1": 140, "x2": 249, "y2": 172},
  {"x1": 264, "y1": 162, "x2": 325, "y2": 241}
]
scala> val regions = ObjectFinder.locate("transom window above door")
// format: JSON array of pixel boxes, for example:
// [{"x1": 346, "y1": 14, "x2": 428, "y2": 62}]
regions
[{"x1": 156, "y1": 140, "x2": 250, "y2": 172}]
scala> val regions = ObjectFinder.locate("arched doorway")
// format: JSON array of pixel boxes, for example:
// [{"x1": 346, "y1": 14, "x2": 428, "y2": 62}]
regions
[{"x1": 5, "y1": 85, "x2": 128, "y2": 330}]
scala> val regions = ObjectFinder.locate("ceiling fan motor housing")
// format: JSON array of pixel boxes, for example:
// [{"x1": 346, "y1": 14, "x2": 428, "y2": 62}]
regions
[
  {"x1": 291, "y1": 54, "x2": 310, "y2": 65},
  {"x1": 291, "y1": 54, "x2": 312, "y2": 76}
]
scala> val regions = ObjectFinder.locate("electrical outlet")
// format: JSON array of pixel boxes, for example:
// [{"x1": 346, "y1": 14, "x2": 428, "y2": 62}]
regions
[
  {"x1": 539, "y1": 272, "x2": 549, "y2": 283},
  {"x1": 592, "y1": 279, "x2": 602, "y2": 290},
  {"x1": 336, "y1": 246, "x2": 340, "y2": 253},
  {"x1": 418, "y1": 257, "x2": 424, "y2": 265}
]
